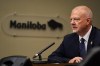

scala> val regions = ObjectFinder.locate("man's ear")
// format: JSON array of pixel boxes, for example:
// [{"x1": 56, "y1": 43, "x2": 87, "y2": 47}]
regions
[{"x1": 86, "y1": 18, "x2": 91, "y2": 25}]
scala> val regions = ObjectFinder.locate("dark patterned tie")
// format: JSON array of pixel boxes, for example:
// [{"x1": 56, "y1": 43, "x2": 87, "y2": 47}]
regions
[{"x1": 79, "y1": 38, "x2": 86, "y2": 58}]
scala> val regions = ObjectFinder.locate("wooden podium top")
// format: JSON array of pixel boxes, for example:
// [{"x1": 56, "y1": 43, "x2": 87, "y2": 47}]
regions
[
  {"x1": 33, "y1": 63, "x2": 78, "y2": 66},
  {"x1": 32, "y1": 59, "x2": 78, "y2": 66}
]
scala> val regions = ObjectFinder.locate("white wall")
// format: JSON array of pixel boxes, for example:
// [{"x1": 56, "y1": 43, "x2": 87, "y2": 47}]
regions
[{"x1": 0, "y1": 0, "x2": 100, "y2": 60}]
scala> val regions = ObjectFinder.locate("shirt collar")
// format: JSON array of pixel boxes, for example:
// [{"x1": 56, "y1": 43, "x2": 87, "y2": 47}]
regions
[{"x1": 79, "y1": 26, "x2": 92, "y2": 42}]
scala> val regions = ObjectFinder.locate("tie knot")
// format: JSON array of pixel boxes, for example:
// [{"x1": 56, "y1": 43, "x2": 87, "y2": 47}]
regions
[{"x1": 80, "y1": 38, "x2": 85, "y2": 43}]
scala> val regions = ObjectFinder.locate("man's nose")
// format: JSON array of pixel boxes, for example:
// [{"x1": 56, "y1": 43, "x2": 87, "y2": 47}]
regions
[{"x1": 70, "y1": 19, "x2": 75, "y2": 24}]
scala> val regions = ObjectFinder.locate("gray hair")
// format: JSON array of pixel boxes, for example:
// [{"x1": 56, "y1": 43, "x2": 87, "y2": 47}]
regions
[{"x1": 72, "y1": 5, "x2": 93, "y2": 19}]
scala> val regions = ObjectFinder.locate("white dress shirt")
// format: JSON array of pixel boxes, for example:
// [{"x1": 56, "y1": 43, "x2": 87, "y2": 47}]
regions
[{"x1": 79, "y1": 26, "x2": 92, "y2": 52}]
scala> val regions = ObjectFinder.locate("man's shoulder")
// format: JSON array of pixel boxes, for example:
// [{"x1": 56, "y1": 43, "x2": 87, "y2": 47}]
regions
[
  {"x1": 92, "y1": 26, "x2": 100, "y2": 39},
  {"x1": 64, "y1": 32, "x2": 78, "y2": 38},
  {"x1": 93, "y1": 26, "x2": 100, "y2": 33}
]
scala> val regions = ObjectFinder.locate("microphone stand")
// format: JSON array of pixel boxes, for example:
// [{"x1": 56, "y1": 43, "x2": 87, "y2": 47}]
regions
[
  {"x1": 32, "y1": 42, "x2": 55, "y2": 64},
  {"x1": 38, "y1": 54, "x2": 42, "y2": 61}
]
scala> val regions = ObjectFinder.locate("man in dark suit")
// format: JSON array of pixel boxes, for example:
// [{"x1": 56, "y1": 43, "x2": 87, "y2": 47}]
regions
[{"x1": 48, "y1": 5, "x2": 100, "y2": 63}]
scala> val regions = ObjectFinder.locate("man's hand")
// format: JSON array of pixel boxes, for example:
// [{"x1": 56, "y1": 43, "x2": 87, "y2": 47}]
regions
[{"x1": 68, "y1": 57, "x2": 83, "y2": 63}]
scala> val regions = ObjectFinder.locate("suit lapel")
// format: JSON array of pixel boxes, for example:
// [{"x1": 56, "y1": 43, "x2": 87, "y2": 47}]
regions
[
  {"x1": 73, "y1": 33, "x2": 80, "y2": 54},
  {"x1": 87, "y1": 27, "x2": 96, "y2": 52}
]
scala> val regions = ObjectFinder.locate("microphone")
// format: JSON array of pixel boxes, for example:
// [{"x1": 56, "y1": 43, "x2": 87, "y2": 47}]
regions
[{"x1": 33, "y1": 42, "x2": 55, "y2": 59}]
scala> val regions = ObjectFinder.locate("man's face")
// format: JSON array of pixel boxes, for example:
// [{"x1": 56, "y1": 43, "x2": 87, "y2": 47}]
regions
[{"x1": 70, "y1": 10, "x2": 89, "y2": 34}]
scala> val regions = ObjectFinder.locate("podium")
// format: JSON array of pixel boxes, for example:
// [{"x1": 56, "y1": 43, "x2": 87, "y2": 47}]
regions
[
  {"x1": 32, "y1": 58, "x2": 78, "y2": 66},
  {"x1": 33, "y1": 63, "x2": 78, "y2": 66}
]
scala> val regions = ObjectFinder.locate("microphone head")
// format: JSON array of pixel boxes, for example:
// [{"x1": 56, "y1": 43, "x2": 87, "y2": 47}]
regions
[{"x1": 33, "y1": 54, "x2": 38, "y2": 59}]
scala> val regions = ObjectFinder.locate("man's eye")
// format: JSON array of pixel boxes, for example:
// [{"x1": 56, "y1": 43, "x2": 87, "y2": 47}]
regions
[
  {"x1": 74, "y1": 18, "x2": 80, "y2": 20},
  {"x1": 70, "y1": 18, "x2": 80, "y2": 21}
]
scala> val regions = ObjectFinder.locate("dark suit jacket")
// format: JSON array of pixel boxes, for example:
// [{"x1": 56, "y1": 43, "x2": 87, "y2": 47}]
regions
[{"x1": 48, "y1": 26, "x2": 100, "y2": 63}]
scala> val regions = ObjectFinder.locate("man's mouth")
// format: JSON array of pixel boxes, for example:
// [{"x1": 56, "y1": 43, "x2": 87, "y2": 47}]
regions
[{"x1": 72, "y1": 26, "x2": 77, "y2": 29}]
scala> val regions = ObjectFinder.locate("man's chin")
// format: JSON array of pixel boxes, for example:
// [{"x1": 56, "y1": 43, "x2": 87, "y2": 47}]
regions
[{"x1": 72, "y1": 30, "x2": 77, "y2": 33}]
